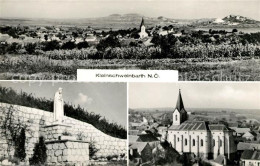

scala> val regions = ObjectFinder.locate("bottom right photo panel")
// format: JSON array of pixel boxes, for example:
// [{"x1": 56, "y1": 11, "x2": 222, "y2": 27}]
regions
[{"x1": 128, "y1": 82, "x2": 260, "y2": 166}]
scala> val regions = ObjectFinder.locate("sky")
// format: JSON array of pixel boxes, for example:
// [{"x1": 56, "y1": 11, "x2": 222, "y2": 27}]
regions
[
  {"x1": 129, "y1": 82, "x2": 260, "y2": 110},
  {"x1": 0, "y1": 81, "x2": 127, "y2": 127},
  {"x1": 0, "y1": 0, "x2": 259, "y2": 20}
]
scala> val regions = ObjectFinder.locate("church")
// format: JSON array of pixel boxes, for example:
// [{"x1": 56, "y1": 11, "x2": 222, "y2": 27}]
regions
[
  {"x1": 167, "y1": 90, "x2": 237, "y2": 161},
  {"x1": 139, "y1": 17, "x2": 148, "y2": 39}
]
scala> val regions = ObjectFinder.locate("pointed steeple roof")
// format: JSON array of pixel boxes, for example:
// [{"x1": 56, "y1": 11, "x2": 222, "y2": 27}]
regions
[
  {"x1": 176, "y1": 89, "x2": 185, "y2": 112},
  {"x1": 140, "y1": 17, "x2": 145, "y2": 29}
]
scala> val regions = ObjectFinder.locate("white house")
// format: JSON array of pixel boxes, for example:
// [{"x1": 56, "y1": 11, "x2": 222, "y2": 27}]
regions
[{"x1": 240, "y1": 149, "x2": 260, "y2": 166}]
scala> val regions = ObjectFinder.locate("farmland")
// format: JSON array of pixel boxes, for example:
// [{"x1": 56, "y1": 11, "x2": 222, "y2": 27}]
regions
[
  {"x1": 1, "y1": 55, "x2": 259, "y2": 81},
  {"x1": 0, "y1": 14, "x2": 260, "y2": 80}
]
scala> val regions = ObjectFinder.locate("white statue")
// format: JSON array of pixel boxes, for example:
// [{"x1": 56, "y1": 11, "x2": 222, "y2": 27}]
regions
[{"x1": 54, "y1": 87, "x2": 64, "y2": 123}]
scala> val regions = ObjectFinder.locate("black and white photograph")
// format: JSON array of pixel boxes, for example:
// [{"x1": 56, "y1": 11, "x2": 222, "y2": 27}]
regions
[
  {"x1": 0, "y1": 0, "x2": 260, "y2": 80},
  {"x1": 128, "y1": 82, "x2": 260, "y2": 165},
  {"x1": 0, "y1": 82, "x2": 127, "y2": 165}
]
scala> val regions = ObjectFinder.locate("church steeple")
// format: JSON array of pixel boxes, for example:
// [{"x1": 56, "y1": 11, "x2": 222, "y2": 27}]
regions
[
  {"x1": 140, "y1": 17, "x2": 145, "y2": 30},
  {"x1": 172, "y1": 89, "x2": 188, "y2": 126},
  {"x1": 139, "y1": 17, "x2": 148, "y2": 39},
  {"x1": 176, "y1": 89, "x2": 185, "y2": 112}
]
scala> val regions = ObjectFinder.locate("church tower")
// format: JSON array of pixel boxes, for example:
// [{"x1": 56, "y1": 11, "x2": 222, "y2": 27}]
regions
[
  {"x1": 139, "y1": 17, "x2": 148, "y2": 39},
  {"x1": 172, "y1": 89, "x2": 188, "y2": 126}
]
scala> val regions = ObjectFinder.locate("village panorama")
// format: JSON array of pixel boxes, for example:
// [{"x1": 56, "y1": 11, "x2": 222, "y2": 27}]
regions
[
  {"x1": 128, "y1": 83, "x2": 260, "y2": 166},
  {"x1": 0, "y1": 13, "x2": 260, "y2": 81}
]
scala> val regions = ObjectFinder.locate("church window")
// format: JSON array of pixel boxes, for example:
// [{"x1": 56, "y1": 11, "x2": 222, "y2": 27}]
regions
[
  {"x1": 220, "y1": 140, "x2": 222, "y2": 147},
  {"x1": 213, "y1": 139, "x2": 215, "y2": 147},
  {"x1": 201, "y1": 139, "x2": 203, "y2": 146},
  {"x1": 185, "y1": 139, "x2": 187, "y2": 146},
  {"x1": 175, "y1": 115, "x2": 178, "y2": 121},
  {"x1": 177, "y1": 137, "x2": 179, "y2": 142},
  {"x1": 193, "y1": 139, "x2": 195, "y2": 146}
]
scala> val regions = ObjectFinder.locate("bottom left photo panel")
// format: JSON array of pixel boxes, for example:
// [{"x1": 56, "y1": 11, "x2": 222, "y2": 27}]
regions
[{"x1": 0, "y1": 81, "x2": 127, "y2": 166}]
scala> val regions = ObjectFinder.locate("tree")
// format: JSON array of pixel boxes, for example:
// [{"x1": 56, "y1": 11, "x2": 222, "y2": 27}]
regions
[
  {"x1": 61, "y1": 41, "x2": 76, "y2": 50},
  {"x1": 14, "y1": 128, "x2": 26, "y2": 161},
  {"x1": 25, "y1": 43, "x2": 37, "y2": 54},
  {"x1": 232, "y1": 29, "x2": 238, "y2": 33},
  {"x1": 96, "y1": 35, "x2": 120, "y2": 51},
  {"x1": 29, "y1": 136, "x2": 47, "y2": 165},
  {"x1": 43, "y1": 40, "x2": 60, "y2": 51},
  {"x1": 77, "y1": 41, "x2": 89, "y2": 49}
]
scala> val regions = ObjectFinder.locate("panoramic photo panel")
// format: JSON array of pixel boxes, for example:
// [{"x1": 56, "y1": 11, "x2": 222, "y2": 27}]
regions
[
  {"x1": 128, "y1": 82, "x2": 260, "y2": 165},
  {"x1": 0, "y1": 0, "x2": 260, "y2": 80},
  {"x1": 0, "y1": 82, "x2": 127, "y2": 165}
]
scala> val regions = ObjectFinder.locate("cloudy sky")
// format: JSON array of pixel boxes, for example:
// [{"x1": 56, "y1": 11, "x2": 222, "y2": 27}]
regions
[
  {"x1": 0, "y1": 0, "x2": 259, "y2": 20},
  {"x1": 0, "y1": 81, "x2": 127, "y2": 127},
  {"x1": 129, "y1": 82, "x2": 260, "y2": 110}
]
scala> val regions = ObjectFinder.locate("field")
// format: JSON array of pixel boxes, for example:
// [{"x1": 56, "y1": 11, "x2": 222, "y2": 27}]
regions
[{"x1": 0, "y1": 55, "x2": 259, "y2": 81}]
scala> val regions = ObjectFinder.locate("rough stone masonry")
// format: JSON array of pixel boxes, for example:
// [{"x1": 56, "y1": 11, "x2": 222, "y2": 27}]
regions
[{"x1": 0, "y1": 102, "x2": 127, "y2": 164}]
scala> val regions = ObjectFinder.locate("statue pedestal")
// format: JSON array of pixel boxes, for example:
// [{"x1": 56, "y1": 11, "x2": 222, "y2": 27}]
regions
[
  {"x1": 44, "y1": 123, "x2": 89, "y2": 165},
  {"x1": 45, "y1": 140, "x2": 89, "y2": 165},
  {"x1": 43, "y1": 123, "x2": 75, "y2": 141}
]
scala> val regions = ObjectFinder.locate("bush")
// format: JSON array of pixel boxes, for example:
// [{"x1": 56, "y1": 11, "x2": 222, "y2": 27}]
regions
[
  {"x1": 29, "y1": 136, "x2": 47, "y2": 165},
  {"x1": 89, "y1": 140, "x2": 99, "y2": 158}
]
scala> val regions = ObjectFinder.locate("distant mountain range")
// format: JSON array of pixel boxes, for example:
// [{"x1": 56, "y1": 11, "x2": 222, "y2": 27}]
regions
[{"x1": 0, "y1": 14, "x2": 259, "y2": 29}]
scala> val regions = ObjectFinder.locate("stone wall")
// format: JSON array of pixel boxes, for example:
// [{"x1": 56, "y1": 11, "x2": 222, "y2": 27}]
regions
[
  {"x1": 0, "y1": 102, "x2": 127, "y2": 161},
  {"x1": 45, "y1": 140, "x2": 89, "y2": 165}
]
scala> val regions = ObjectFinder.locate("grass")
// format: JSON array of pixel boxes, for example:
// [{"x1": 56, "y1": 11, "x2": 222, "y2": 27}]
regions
[{"x1": 1, "y1": 54, "x2": 260, "y2": 81}]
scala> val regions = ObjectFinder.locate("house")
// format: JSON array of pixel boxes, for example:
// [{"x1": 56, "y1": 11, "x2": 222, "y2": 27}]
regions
[
  {"x1": 85, "y1": 35, "x2": 97, "y2": 42},
  {"x1": 0, "y1": 33, "x2": 11, "y2": 43},
  {"x1": 243, "y1": 131, "x2": 257, "y2": 141},
  {"x1": 240, "y1": 149, "x2": 260, "y2": 166},
  {"x1": 230, "y1": 127, "x2": 250, "y2": 137},
  {"x1": 129, "y1": 130, "x2": 144, "y2": 136},
  {"x1": 129, "y1": 142, "x2": 153, "y2": 163},
  {"x1": 129, "y1": 135, "x2": 139, "y2": 143},
  {"x1": 152, "y1": 141, "x2": 180, "y2": 163},
  {"x1": 237, "y1": 142, "x2": 260, "y2": 151},
  {"x1": 129, "y1": 122, "x2": 142, "y2": 129},
  {"x1": 158, "y1": 126, "x2": 168, "y2": 141},
  {"x1": 213, "y1": 155, "x2": 227, "y2": 166},
  {"x1": 136, "y1": 134, "x2": 160, "y2": 147}
]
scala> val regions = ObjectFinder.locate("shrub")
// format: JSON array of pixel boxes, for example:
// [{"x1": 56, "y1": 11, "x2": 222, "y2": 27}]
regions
[
  {"x1": 29, "y1": 136, "x2": 47, "y2": 165},
  {"x1": 14, "y1": 128, "x2": 26, "y2": 161},
  {"x1": 89, "y1": 139, "x2": 99, "y2": 159}
]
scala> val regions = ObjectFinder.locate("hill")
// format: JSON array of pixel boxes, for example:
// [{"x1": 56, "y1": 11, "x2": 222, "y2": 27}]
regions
[{"x1": 223, "y1": 15, "x2": 260, "y2": 24}]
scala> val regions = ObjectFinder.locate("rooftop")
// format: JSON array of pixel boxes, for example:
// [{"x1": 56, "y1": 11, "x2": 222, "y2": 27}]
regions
[{"x1": 241, "y1": 150, "x2": 260, "y2": 160}]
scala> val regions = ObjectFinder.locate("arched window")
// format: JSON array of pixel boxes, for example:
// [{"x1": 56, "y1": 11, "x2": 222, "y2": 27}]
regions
[
  {"x1": 213, "y1": 139, "x2": 215, "y2": 147},
  {"x1": 185, "y1": 139, "x2": 187, "y2": 146},
  {"x1": 175, "y1": 115, "x2": 178, "y2": 121},
  {"x1": 220, "y1": 140, "x2": 222, "y2": 147},
  {"x1": 201, "y1": 139, "x2": 203, "y2": 146},
  {"x1": 177, "y1": 137, "x2": 179, "y2": 142},
  {"x1": 193, "y1": 139, "x2": 195, "y2": 146}
]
